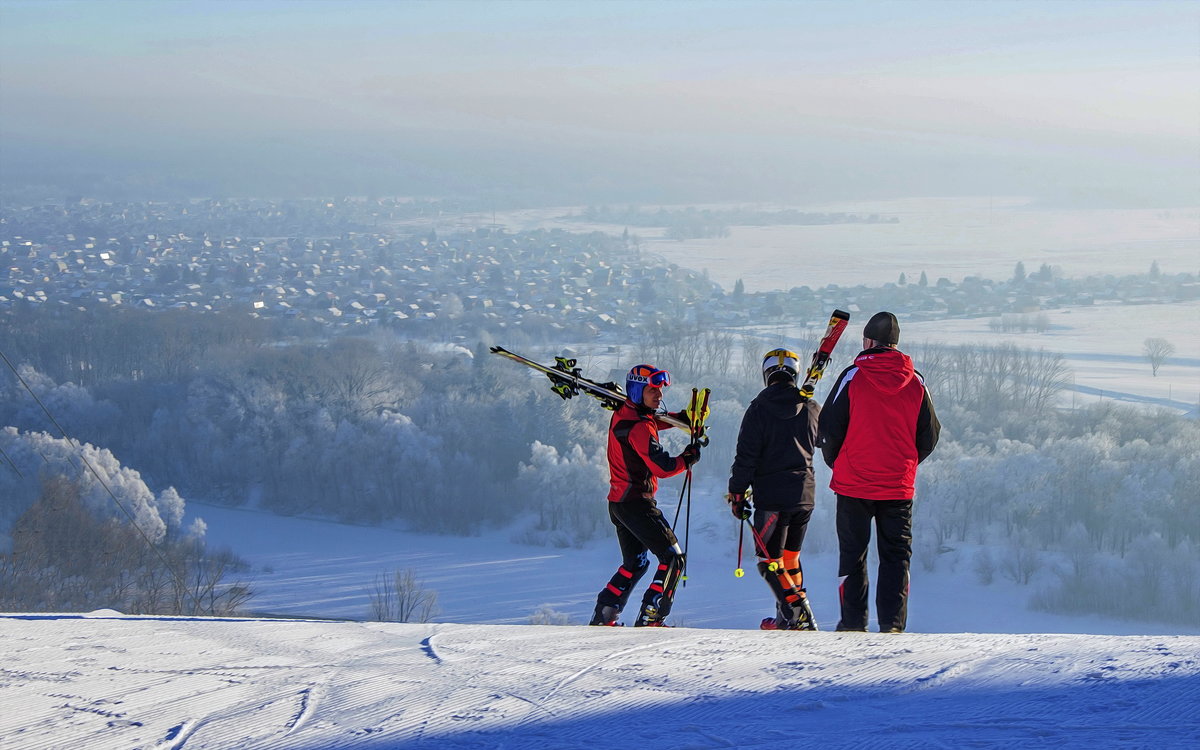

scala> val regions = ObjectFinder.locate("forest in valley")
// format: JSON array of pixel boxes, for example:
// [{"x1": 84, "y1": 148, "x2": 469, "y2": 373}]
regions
[{"x1": 1, "y1": 295, "x2": 1197, "y2": 624}]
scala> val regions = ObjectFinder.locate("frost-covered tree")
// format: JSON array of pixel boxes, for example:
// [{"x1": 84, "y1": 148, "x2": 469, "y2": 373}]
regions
[
  {"x1": 0, "y1": 473, "x2": 249, "y2": 615},
  {"x1": 515, "y1": 441, "x2": 608, "y2": 547},
  {"x1": 0, "y1": 365, "x2": 121, "y2": 446},
  {"x1": 0, "y1": 427, "x2": 184, "y2": 546}
]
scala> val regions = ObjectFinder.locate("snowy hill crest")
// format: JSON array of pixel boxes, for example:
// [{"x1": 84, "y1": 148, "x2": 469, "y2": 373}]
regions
[{"x1": 2, "y1": 614, "x2": 1198, "y2": 749}]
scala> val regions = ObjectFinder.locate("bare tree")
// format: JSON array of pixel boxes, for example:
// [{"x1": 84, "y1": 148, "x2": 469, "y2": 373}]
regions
[
  {"x1": 1143, "y1": 337, "x2": 1175, "y2": 377},
  {"x1": 740, "y1": 334, "x2": 762, "y2": 381},
  {"x1": 368, "y1": 568, "x2": 439, "y2": 623},
  {"x1": 1002, "y1": 532, "x2": 1043, "y2": 585},
  {"x1": 169, "y1": 541, "x2": 255, "y2": 616},
  {"x1": 699, "y1": 330, "x2": 736, "y2": 380},
  {"x1": 915, "y1": 342, "x2": 1068, "y2": 413}
]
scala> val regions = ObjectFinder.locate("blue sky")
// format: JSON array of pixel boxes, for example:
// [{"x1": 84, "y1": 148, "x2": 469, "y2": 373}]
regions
[{"x1": 2, "y1": 0, "x2": 1196, "y2": 203}]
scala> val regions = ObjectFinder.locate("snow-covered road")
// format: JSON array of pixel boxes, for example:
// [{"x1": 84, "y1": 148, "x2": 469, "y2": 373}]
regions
[{"x1": 2, "y1": 613, "x2": 1198, "y2": 749}]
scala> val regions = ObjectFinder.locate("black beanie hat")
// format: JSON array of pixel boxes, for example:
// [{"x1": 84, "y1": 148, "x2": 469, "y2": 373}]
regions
[{"x1": 864, "y1": 311, "x2": 900, "y2": 345}]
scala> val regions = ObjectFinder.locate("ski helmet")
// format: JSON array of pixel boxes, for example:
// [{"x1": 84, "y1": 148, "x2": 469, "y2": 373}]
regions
[
  {"x1": 626, "y1": 364, "x2": 671, "y2": 404},
  {"x1": 762, "y1": 349, "x2": 800, "y2": 385}
]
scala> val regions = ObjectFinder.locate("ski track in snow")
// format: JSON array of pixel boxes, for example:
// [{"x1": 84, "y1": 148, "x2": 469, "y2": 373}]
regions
[{"x1": 1, "y1": 616, "x2": 1198, "y2": 749}]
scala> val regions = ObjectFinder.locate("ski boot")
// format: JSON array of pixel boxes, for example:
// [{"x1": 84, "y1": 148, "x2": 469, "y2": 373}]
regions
[
  {"x1": 634, "y1": 603, "x2": 669, "y2": 627},
  {"x1": 761, "y1": 600, "x2": 796, "y2": 630},
  {"x1": 589, "y1": 604, "x2": 621, "y2": 627},
  {"x1": 789, "y1": 592, "x2": 818, "y2": 631}
]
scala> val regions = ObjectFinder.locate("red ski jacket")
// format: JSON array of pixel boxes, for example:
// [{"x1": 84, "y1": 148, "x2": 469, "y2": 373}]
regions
[
  {"x1": 607, "y1": 400, "x2": 687, "y2": 503},
  {"x1": 817, "y1": 347, "x2": 940, "y2": 500}
]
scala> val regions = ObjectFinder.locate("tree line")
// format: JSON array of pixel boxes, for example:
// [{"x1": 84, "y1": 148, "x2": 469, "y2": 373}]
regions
[{"x1": 1, "y1": 303, "x2": 1196, "y2": 624}]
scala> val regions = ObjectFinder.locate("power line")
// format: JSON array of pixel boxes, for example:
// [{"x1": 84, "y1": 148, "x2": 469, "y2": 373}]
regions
[{"x1": 0, "y1": 441, "x2": 22, "y2": 478}]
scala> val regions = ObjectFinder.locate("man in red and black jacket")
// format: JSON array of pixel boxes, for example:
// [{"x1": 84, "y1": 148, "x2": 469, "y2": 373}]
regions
[
  {"x1": 590, "y1": 364, "x2": 701, "y2": 627},
  {"x1": 818, "y1": 312, "x2": 940, "y2": 633}
]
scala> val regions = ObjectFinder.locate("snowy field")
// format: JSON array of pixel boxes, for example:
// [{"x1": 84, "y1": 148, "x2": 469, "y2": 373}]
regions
[
  {"x1": 188, "y1": 500, "x2": 1198, "y2": 638},
  {"x1": 904, "y1": 302, "x2": 1200, "y2": 414},
  {"x1": 480, "y1": 197, "x2": 1199, "y2": 292},
  {"x1": 742, "y1": 300, "x2": 1200, "y2": 416},
  {"x1": 1, "y1": 613, "x2": 1198, "y2": 750}
]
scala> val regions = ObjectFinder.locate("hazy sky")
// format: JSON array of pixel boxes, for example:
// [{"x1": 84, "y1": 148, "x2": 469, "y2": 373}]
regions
[{"x1": 1, "y1": 0, "x2": 1197, "y2": 205}]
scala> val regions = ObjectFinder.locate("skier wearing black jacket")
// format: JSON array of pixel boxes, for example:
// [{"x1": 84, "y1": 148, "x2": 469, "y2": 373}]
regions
[
  {"x1": 818, "y1": 311, "x2": 940, "y2": 634},
  {"x1": 727, "y1": 349, "x2": 820, "y2": 631}
]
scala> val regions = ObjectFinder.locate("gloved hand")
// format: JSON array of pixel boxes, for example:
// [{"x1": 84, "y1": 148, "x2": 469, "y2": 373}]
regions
[
  {"x1": 681, "y1": 442, "x2": 702, "y2": 467},
  {"x1": 726, "y1": 492, "x2": 751, "y2": 520}
]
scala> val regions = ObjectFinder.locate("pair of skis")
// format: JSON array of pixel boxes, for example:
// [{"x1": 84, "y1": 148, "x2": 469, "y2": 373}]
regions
[
  {"x1": 489, "y1": 346, "x2": 699, "y2": 435},
  {"x1": 491, "y1": 308, "x2": 849, "y2": 432},
  {"x1": 798, "y1": 309, "x2": 851, "y2": 400}
]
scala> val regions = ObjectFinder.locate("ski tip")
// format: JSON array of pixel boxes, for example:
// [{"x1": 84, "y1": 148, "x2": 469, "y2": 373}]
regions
[
  {"x1": 832, "y1": 309, "x2": 850, "y2": 321},
  {"x1": 489, "y1": 346, "x2": 507, "y2": 354}
]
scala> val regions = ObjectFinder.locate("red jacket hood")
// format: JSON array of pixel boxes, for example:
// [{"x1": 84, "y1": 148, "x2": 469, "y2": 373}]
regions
[{"x1": 853, "y1": 348, "x2": 916, "y2": 396}]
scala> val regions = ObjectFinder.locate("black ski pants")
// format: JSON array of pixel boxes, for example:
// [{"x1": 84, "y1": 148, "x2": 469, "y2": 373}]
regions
[
  {"x1": 753, "y1": 506, "x2": 813, "y2": 623},
  {"x1": 596, "y1": 499, "x2": 683, "y2": 616},
  {"x1": 836, "y1": 495, "x2": 912, "y2": 632},
  {"x1": 752, "y1": 506, "x2": 811, "y2": 560}
]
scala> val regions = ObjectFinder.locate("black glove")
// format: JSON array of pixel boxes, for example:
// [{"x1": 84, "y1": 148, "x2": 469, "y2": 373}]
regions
[
  {"x1": 681, "y1": 442, "x2": 702, "y2": 467},
  {"x1": 727, "y1": 493, "x2": 751, "y2": 520}
]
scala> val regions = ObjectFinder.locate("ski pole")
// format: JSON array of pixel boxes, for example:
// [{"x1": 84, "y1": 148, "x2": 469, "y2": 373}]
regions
[
  {"x1": 673, "y1": 389, "x2": 697, "y2": 531},
  {"x1": 735, "y1": 519, "x2": 746, "y2": 577},
  {"x1": 742, "y1": 515, "x2": 773, "y2": 563},
  {"x1": 682, "y1": 467, "x2": 692, "y2": 587},
  {"x1": 672, "y1": 469, "x2": 687, "y2": 527},
  {"x1": 735, "y1": 512, "x2": 776, "y2": 576},
  {"x1": 670, "y1": 469, "x2": 691, "y2": 586}
]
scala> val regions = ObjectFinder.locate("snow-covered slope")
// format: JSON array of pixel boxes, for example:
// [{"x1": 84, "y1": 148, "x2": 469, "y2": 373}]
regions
[{"x1": 2, "y1": 613, "x2": 1197, "y2": 749}]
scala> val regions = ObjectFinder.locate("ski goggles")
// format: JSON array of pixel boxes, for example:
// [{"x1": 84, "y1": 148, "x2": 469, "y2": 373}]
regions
[{"x1": 628, "y1": 365, "x2": 671, "y2": 388}]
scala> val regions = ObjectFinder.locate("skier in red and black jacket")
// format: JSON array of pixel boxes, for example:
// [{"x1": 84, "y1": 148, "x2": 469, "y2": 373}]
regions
[
  {"x1": 818, "y1": 311, "x2": 940, "y2": 633},
  {"x1": 590, "y1": 364, "x2": 701, "y2": 627},
  {"x1": 728, "y1": 349, "x2": 821, "y2": 631}
]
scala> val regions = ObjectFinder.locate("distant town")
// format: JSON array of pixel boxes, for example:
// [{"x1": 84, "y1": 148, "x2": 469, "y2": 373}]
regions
[{"x1": 3, "y1": 198, "x2": 1196, "y2": 340}]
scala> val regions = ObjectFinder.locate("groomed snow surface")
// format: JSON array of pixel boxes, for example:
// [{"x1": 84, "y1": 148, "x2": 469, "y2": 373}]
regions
[
  {"x1": 4, "y1": 497, "x2": 1199, "y2": 750},
  {"x1": 2, "y1": 614, "x2": 1198, "y2": 750}
]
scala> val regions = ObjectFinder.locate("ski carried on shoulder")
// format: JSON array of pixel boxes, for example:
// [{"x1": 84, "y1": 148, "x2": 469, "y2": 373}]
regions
[
  {"x1": 490, "y1": 346, "x2": 697, "y2": 434},
  {"x1": 798, "y1": 309, "x2": 851, "y2": 400}
]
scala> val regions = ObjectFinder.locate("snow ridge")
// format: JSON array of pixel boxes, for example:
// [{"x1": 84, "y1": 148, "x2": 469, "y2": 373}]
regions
[{"x1": 1, "y1": 615, "x2": 1198, "y2": 749}]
